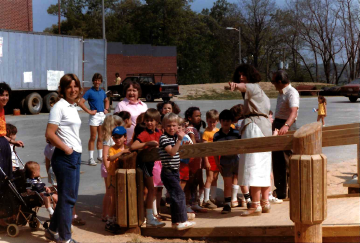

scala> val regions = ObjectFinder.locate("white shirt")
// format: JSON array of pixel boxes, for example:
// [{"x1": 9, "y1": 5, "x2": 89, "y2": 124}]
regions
[
  {"x1": 275, "y1": 84, "x2": 300, "y2": 120},
  {"x1": 48, "y1": 98, "x2": 82, "y2": 153}
]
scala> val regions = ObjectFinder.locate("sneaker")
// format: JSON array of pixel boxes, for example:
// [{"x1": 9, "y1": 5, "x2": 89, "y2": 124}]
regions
[
  {"x1": 203, "y1": 200, "x2": 217, "y2": 209},
  {"x1": 231, "y1": 200, "x2": 239, "y2": 208},
  {"x1": 172, "y1": 221, "x2": 196, "y2": 231},
  {"x1": 191, "y1": 204, "x2": 207, "y2": 213},
  {"x1": 221, "y1": 204, "x2": 231, "y2": 214},
  {"x1": 186, "y1": 205, "x2": 195, "y2": 213},
  {"x1": 187, "y1": 213, "x2": 195, "y2": 220},
  {"x1": 269, "y1": 197, "x2": 283, "y2": 204},
  {"x1": 67, "y1": 240, "x2": 79, "y2": 243},
  {"x1": 45, "y1": 228, "x2": 59, "y2": 242},
  {"x1": 97, "y1": 157, "x2": 102, "y2": 163},
  {"x1": 105, "y1": 222, "x2": 121, "y2": 234},
  {"x1": 88, "y1": 158, "x2": 97, "y2": 166},
  {"x1": 146, "y1": 217, "x2": 166, "y2": 228}
]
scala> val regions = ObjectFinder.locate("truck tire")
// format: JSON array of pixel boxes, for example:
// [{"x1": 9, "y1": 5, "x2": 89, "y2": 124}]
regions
[
  {"x1": 349, "y1": 97, "x2": 358, "y2": 102},
  {"x1": 43, "y1": 92, "x2": 58, "y2": 112},
  {"x1": 162, "y1": 97, "x2": 170, "y2": 102},
  {"x1": 25, "y1": 92, "x2": 43, "y2": 114},
  {"x1": 145, "y1": 93, "x2": 154, "y2": 102}
]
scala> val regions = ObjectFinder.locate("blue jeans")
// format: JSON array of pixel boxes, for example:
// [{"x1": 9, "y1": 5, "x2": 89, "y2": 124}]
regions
[
  {"x1": 161, "y1": 168, "x2": 187, "y2": 224},
  {"x1": 50, "y1": 148, "x2": 81, "y2": 241}
]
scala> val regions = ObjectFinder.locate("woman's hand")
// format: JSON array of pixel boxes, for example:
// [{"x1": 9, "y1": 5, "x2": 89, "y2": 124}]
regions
[
  {"x1": 13, "y1": 140, "x2": 24, "y2": 147},
  {"x1": 65, "y1": 147, "x2": 73, "y2": 155},
  {"x1": 229, "y1": 82, "x2": 238, "y2": 91},
  {"x1": 89, "y1": 110, "x2": 97, "y2": 115}
]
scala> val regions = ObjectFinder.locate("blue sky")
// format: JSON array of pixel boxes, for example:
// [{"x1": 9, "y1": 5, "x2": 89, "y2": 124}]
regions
[{"x1": 32, "y1": 0, "x2": 254, "y2": 32}]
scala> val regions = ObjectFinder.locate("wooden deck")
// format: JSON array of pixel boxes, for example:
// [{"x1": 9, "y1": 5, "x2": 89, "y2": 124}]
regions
[{"x1": 141, "y1": 197, "x2": 360, "y2": 241}]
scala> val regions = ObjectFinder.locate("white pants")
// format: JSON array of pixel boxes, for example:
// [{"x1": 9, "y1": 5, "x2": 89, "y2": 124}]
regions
[
  {"x1": 238, "y1": 122, "x2": 271, "y2": 187},
  {"x1": 89, "y1": 112, "x2": 106, "y2": 126}
]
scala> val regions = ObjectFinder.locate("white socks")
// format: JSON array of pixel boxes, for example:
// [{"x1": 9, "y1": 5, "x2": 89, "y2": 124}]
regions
[
  {"x1": 152, "y1": 199, "x2": 158, "y2": 216},
  {"x1": 204, "y1": 188, "x2": 210, "y2": 202},
  {"x1": 232, "y1": 184, "x2": 239, "y2": 202},
  {"x1": 210, "y1": 186, "x2": 217, "y2": 200},
  {"x1": 199, "y1": 190, "x2": 204, "y2": 204},
  {"x1": 47, "y1": 207, "x2": 54, "y2": 215},
  {"x1": 89, "y1": 151, "x2": 94, "y2": 159},
  {"x1": 98, "y1": 149, "x2": 103, "y2": 159}
]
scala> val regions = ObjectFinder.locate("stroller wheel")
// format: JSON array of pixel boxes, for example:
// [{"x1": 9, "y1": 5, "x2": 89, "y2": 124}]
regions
[
  {"x1": 7, "y1": 224, "x2": 20, "y2": 237},
  {"x1": 29, "y1": 218, "x2": 40, "y2": 229},
  {"x1": 43, "y1": 221, "x2": 49, "y2": 229}
]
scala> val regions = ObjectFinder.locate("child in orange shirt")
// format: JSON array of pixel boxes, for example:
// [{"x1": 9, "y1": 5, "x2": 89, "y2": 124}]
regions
[
  {"x1": 105, "y1": 126, "x2": 130, "y2": 233},
  {"x1": 202, "y1": 110, "x2": 219, "y2": 209}
]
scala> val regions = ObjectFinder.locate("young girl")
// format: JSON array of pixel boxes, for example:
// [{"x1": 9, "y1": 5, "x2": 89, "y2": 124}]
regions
[
  {"x1": 316, "y1": 96, "x2": 327, "y2": 126},
  {"x1": 184, "y1": 107, "x2": 207, "y2": 213},
  {"x1": 106, "y1": 126, "x2": 130, "y2": 233},
  {"x1": 157, "y1": 101, "x2": 181, "y2": 118},
  {"x1": 101, "y1": 115, "x2": 124, "y2": 223}
]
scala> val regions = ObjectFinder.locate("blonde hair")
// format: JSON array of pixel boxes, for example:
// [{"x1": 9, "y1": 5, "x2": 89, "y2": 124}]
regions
[
  {"x1": 162, "y1": 113, "x2": 179, "y2": 126},
  {"x1": 25, "y1": 161, "x2": 40, "y2": 178},
  {"x1": 206, "y1": 109, "x2": 219, "y2": 120},
  {"x1": 102, "y1": 115, "x2": 124, "y2": 142}
]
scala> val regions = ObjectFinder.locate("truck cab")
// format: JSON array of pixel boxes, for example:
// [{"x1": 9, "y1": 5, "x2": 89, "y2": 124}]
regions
[{"x1": 108, "y1": 73, "x2": 180, "y2": 102}]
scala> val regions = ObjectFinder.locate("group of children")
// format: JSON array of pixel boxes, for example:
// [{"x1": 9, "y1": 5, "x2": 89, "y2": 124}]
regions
[{"x1": 97, "y1": 100, "x2": 288, "y2": 233}]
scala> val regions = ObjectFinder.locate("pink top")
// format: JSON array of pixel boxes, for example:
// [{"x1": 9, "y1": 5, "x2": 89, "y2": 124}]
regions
[{"x1": 114, "y1": 98, "x2": 148, "y2": 143}]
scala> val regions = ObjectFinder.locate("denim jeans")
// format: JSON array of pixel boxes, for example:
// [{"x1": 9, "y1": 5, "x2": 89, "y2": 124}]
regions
[
  {"x1": 161, "y1": 168, "x2": 187, "y2": 224},
  {"x1": 50, "y1": 148, "x2": 81, "y2": 241}
]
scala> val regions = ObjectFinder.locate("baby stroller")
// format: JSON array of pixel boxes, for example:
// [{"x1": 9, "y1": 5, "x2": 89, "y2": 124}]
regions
[{"x1": 0, "y1": 146, "x2": 51, "y2": 237}]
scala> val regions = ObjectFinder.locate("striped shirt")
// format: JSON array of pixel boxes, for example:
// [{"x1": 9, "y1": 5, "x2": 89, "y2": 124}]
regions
[{"x1": 159, "y1": 133, "x2": 180, "y2": 169}]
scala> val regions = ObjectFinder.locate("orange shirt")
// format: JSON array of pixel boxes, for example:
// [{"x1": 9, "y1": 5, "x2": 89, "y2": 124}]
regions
[
  {"x1": 0, "y1": 108, "x2": 6, "y2": 137},
  {"x1": 202, "y1": 127, "x2": 219, "y2": 143},
  {"x1": 108, "y1": 146, "x2": 124, "y2": 175}
]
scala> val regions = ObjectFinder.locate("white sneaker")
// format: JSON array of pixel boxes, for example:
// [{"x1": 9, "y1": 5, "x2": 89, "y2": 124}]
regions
[
  {"x1": 269, "y1": 197, "x2": 283, "y2": 204},
  {"x1": 88, "y1": 158, "x2": 97, "y2": 166},
  {"x1": 146, "y1": 217, "x2": 165, "y2": 228},
  {"x1": 172, "y1": 221, "x2": 196, "y2": 231}
]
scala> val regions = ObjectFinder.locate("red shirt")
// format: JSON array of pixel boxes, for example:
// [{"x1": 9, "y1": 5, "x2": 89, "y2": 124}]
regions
[
  {"x1": 136, "y1": 128, "x2": 162, "y2": 147},
  {"x1": 0, "y1": 108, "x2": 6, "y2": 137}
]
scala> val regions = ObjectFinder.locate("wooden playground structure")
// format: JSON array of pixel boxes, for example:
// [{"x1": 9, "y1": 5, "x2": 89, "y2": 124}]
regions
[{"x1": 115, "y1": 122, "x2": 360, "y2": 242}]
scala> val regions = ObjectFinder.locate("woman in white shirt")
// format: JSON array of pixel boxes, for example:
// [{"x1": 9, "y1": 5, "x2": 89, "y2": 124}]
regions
[{"x1": 45, "y1": 74, "x2": 82, "y2": 243}]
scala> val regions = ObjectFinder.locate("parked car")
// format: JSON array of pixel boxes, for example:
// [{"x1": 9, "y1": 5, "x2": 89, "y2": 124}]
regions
[
  {"x1": 340, "y1": 78, "x2": 360, "y2": 102},
  {"x1": 319, "y1": 86, "x2": 341, "y2": 96},
  {"x1": 108, "y1": 73, "x2": 180, "y2": 102}
]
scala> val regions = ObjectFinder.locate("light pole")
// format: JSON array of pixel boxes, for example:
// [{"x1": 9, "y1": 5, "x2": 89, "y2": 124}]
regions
[{"x1": 226, "y1": 27, "x2": 241, "y2": 64}]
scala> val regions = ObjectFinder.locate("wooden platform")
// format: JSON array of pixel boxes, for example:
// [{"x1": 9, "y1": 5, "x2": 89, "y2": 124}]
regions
[{"x1": 141, "y1": 197, "x2": 360, "y2": 241}]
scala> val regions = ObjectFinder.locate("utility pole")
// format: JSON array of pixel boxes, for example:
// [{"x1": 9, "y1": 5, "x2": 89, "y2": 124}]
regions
[
  {"x1": 58, "y1": 0, "x2": 61, "y2": 34},
  {"x1": 102, "y1": 0, "x2": 106, "y2": 39}
]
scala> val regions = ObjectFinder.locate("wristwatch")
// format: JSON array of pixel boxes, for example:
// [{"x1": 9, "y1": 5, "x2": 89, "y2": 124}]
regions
[{"x1": 285, "y1": 123, "x2": 290, "y2": 127}]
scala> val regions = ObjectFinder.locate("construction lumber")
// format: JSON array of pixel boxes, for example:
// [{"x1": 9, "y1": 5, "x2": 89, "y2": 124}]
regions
[
  {"x1": 127, "y1": 169, "x2": 138, "y2": 228},
  {"x1": 116, "y1": 169, "x2": 127, "y2": 227},
  {"x1": 136, "y1": 168, "x2": 144, "y2": 226}
]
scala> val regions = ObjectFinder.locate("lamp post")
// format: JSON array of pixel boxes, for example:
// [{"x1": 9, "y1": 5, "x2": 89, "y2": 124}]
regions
[{"x1": 226, "y1": 27, "x2": 241, "y2": 64}]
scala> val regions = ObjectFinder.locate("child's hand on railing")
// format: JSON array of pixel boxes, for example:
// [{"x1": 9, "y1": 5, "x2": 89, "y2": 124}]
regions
[{"x1": 145, "y1": 141, "x2": 159, "y2": 147}]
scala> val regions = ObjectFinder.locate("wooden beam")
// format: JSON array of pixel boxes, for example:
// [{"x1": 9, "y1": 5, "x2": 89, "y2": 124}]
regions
[
  {"x1": 137, "y1": 126, "x2": 360, "y2": 162},
  {"x1": 127, "y1": 169, "x2": 138, "y2": 228},
  {"x1": 136, "y1": 168, "x2": 145, "y2": 227},
  {"x1": 116, "y1": 169, "x2": 127, "y2": 227}
]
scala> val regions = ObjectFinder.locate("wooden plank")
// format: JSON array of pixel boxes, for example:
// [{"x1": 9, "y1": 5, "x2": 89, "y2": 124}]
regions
[
  {"x1": 343, "y1": 178, "x2": 360, "y2": 188},
  {"x1": 137, "y1": 126, "x2": 360, "y2": 163},
  {"x1": 321, "y1": 154, "x2": 328, "y2": 220},
  {"x1": 311, "y1": 154, "x2": 325, "y2": 223},
  {"x1": 136, "y1": 168, "x2": 144, "y2": 227},
  {"x1": 300, "y1": 155, "x2": 313, "y2": 224},
  {"x1": 322, "y1": 225, "x2": 360, "y2": 237},
  {"x1": 127, "y1": 169, "x2": 138, "y2": 228},
  {"x1": 116, "y1": 169, "x2": 127, "y2": 227},
  {"x1": 358, "y1": 144, "x2": 360, "y2": 184},
  {"x1": 290, "y1": 155, "x2": 301, "y2": 223}
]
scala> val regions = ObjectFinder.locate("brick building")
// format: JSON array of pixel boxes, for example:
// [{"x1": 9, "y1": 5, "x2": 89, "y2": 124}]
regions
[
  {"x1": 0, "y1": 0, "x2": 33, "y2": 32},
  {"x1": 107, "y1": 42, "x2": 177, "y2": 86}
]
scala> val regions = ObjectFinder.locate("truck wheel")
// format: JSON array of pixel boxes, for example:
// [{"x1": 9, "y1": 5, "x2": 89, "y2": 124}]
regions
[
  {"x1": 162, "y1": 97, "x2": 170, "y2": 102},
  {"x1": 43, "y1": 92, "x2": 58, "y2": 112},
  {"x1": 25, "y1": 92, "x2": 43, "y2": 114},
  {"x1": 145, "y1": 93, "x2": 154, "y2": 102},
  {"x1": 349, "y1": 97, "x2": 358, "y2": 102}
]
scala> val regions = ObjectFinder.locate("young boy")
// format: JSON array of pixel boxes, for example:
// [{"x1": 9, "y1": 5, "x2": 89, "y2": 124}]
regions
[
  {"x1": 130, "y1": 108, "x2": 165, "y2": 228},
  {"x1": 213, "y1": 110, "x2": 241, "y2": 214},
  {"x1": 202, "y1": 110, "x2": 219, "y2": 209},
  {"x1": 24, "y1": 161, "x2": 54, "y2": 217},
  {"x1": 159, "y1": 113, "x2": 196, "y2": 230},
  {"x1": 106, "y1": 126, "x2": 130, "y2": 233},
  {"x1": 6, "y1": 124, "x2": 20, "y2": 171}
]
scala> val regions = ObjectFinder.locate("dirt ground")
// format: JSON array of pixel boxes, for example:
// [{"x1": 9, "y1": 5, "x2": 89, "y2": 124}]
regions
[
  {"x1": 176, "y1": 82, "x2": 333, "y2": 99},
  {"x1": 0, "y1": 159, "x2": 357, "y2": 243}
]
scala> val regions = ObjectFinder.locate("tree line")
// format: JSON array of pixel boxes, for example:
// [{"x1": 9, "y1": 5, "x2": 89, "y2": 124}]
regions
[{"x1": 45, "y1": 0, "x2": 360, "y2": 85}]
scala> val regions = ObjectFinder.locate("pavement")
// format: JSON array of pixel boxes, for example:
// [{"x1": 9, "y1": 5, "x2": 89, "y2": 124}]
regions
[{"x1": 1, "y1": 96, "x2": 358, "y2": 241}]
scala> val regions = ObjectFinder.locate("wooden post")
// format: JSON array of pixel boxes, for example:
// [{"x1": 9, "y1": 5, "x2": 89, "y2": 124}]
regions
[
  {"x1": 127, "y1": 169, "x2": 138, "y2": 228},
  {"x1": 136, "y1": 168, "x2": 145, "y2": 226},
  {"x1": 116, "y1": 169, "x2": 127, "y2": 227},
  {"x1": 290, "y1": 122, "x2": 327, "y2": 243}
]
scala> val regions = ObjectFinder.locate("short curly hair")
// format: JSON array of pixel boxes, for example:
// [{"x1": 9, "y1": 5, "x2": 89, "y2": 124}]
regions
[{"x1": 232, "y1": 64, "x2": 261, "y2": 83}]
